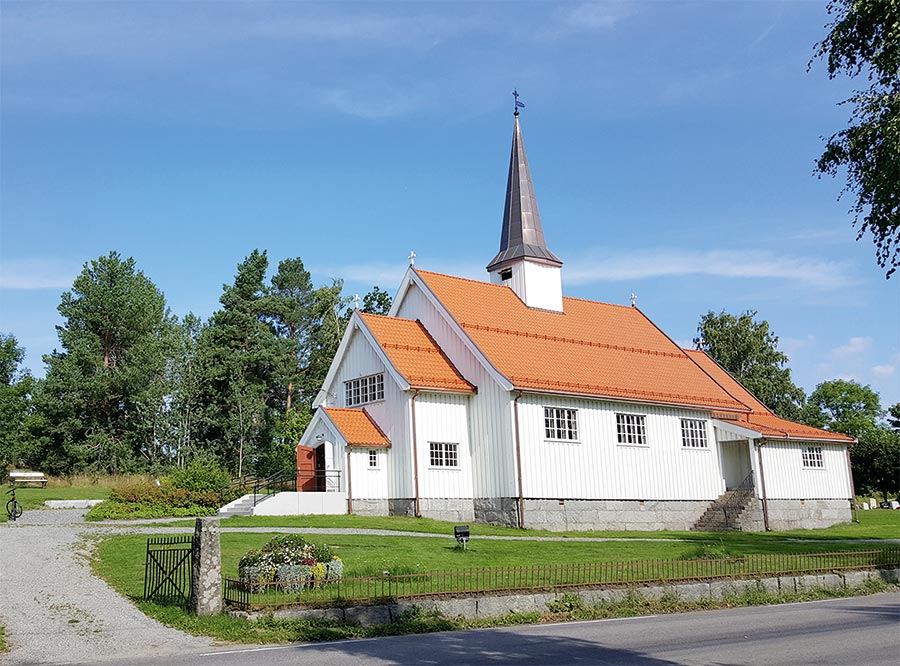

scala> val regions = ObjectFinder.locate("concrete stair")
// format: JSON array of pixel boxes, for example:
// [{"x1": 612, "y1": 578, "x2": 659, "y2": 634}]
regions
[
  {"x1": 692, "y1": 488, "x2": 755, "y2": 531},
  {"x1": 218, "y1": 493, "x2": 264, "y2": 517}
]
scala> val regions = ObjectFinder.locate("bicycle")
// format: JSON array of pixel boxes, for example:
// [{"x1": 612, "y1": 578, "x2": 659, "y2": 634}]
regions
[{"x1": 7, "y1": 486, "x2": 23, "y2": 521}]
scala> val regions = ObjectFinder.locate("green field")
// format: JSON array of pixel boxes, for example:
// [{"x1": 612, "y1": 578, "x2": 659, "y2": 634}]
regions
[
  {"x1": 1, "y1": 485, "x2": 112, "y2": 523},
  {"x1": 156, "y1": 507, "x2": 900, "y2": 541}
]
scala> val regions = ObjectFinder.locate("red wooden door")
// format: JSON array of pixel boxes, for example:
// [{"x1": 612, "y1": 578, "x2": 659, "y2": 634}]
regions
[{"x1": 296, "y1": 445, "x2": 317, "y2": 492}]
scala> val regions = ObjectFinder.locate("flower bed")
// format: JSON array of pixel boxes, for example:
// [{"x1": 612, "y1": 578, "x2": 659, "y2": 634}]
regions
[{"x1": 238, "y1": 535, "x2": 343, "y2": 592}]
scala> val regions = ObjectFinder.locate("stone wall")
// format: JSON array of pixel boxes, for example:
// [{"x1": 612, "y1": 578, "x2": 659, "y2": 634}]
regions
[
  {"x1": 738, "y1": 498, "x2": 851, "y2": 531},
  {"x1": 260, "y1": 567, "x2": 899, "y2": 625},
  {"x1": 474, "y1": 497, "x2": 519, "y2": 527},
  {"x1": 419, "y1": 498, "x2": 474, "y2": 522},
  {"x1": 388, "y1": 499, "x2": 416, "y2": 517},
  {"x1": 522, "y1": 499, "x2": 711, "y2": 531},
  {"x1": 351, "y1": 499, "x2": 389, "y2": 516}
]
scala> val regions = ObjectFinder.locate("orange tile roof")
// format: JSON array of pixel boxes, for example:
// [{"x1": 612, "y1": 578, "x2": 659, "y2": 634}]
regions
[
  {"x1": 684, "y1": 349, "x2": 772, "y2": 414},
  {"x1": 359, "y1": 312, "x2": 476, "y2": 393},
  {"x1": 685, "y1": 350, "x2": 854, "y2": 443},
  {"x1": 415, "y1": 270, "x2": 748, "y2": 412},
  {"x1": 322, "y1": 407, "x2": 391, "y2": 447}
]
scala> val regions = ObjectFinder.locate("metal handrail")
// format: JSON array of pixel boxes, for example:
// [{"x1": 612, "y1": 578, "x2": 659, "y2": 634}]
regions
[{"x1": 252, "y1": 469, "x2": 343, "y2": 506}]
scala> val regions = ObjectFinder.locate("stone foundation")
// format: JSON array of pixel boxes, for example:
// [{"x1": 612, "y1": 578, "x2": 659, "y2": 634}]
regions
[
  {"x1": 474, "y1": 497, "x2": 520, "y2": 527},
  {"x1": 388, "y1": 499, "x2": 416, "y2": 517},
  {"x1": 351, "y1": 499, "x2": 389, "y2": 516},
  {"x1": 419, "y1": 498, "x2": 475, "y2": 522},
  {"x1": 522, "y1": 499, "x2": 711, "y2": 532},
  {"x1": 739, "y1": 498, "x2": 852, "y2": 531}
]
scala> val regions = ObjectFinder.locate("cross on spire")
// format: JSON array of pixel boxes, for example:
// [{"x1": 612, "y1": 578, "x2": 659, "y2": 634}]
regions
[
  {"x1": 353, "y1": 294, "x2": 360, "y2": 310},
  {"x1": 408, "y1": 250, "x2": 416, "y2": 266},
  {"x1": 630, "y1": 292, "x2": 637, "y2": 307}
]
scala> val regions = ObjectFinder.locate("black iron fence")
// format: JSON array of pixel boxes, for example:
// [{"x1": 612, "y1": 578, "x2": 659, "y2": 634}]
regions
[
  {"x1": 223, "y1": 547, "x2": 900, "y2": 611},
  {"x1": 144, "y1": 535, "x2": 194, "y2": 606}
]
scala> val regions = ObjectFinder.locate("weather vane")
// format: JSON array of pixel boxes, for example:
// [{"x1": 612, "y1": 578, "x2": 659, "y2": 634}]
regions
[{"x1": 512, "y1": 89, "x2": 525, "y2": 115}]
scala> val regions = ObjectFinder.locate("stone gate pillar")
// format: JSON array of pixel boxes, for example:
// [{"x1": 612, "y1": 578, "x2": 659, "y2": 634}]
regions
[{"x1": 191, "y1": 517, "x2": 222, "y2": 616}]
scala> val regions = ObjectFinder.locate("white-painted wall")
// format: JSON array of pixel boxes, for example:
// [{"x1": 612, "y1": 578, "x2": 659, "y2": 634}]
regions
[
  {"x1": 349, "y1": 449, "x2": 390, "y2": 499},
  {"x1": 252, "y1": 492, "x2": 347, "y2": 515},
  {"x1": 396, "y1": 281, "x2": 517, "y2": 497},
  {"x1": 489, "y1": 260, "x2": 563, "y2": 312},
  {"x1": 413, "y1": 392, "x2": 474, "y2": 499},
  {"x1": 321, "y1": 323, "x2": 414, "y2": 498},
  {"x1": 758, "y1": 441, "x2": 852, "y2": 499},
  {"x1": 516, "y1": 394, "x2": 724, "y2": 500}
]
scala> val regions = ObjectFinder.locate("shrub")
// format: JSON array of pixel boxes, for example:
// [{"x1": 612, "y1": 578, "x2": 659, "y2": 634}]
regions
[
  {"x1": 84, "y1": 481, "x2": 223, "y2": 520},
  {"x1": 169, "y1": 457, "x2": 231, "y2": 494}
]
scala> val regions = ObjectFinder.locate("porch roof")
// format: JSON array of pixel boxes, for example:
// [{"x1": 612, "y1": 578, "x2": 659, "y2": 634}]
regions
[{"x1": 321, "y1": 407, "x2": 391, "y2": 448}]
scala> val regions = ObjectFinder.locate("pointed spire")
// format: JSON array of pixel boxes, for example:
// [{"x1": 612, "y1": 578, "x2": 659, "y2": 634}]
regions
[{"x1": 487, "y1": 111, "x2": 562, "y2": 272}]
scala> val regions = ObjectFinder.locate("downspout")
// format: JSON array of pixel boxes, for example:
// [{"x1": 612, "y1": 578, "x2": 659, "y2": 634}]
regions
[
  {"x1": 755, "y1": 440, "x2": 770, "y2": 531},
  {"x1": 845, "y1": 444, "x2": 859, "y2": 523},
  {"x1": 411, "y1": 389, "x2": 421, "y2": 518},
  {"x1": 346, "y1": 447, "x2": 353, "y2": 515},
  {"x1": 513, "y1": 391, "x2": 525, "y2": 529}
]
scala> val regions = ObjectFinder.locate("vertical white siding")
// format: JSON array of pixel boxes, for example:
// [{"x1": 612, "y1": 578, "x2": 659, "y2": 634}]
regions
[
  {"x1": 320, "y1": 324, "x2": 413, "y2": 499},
  {"x1": 413, "y1": 393, "x2": 474, "y2": 498},
  {"x1": 349, "y1": 449, "x2": 390, "y2": 499},
  {"x1": 396, "y1": 282, "x2": 517, "y2": 497},
  {"x1": 517, "y1": 395, "x2": 724, "y2": 500},
  {"x1": 759, "y1": 441, "x2": 852, "y2": 499}
]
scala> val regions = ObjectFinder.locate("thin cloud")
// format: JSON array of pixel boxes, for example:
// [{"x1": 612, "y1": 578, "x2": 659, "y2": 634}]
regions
[
  {"x1": 0, "y1": 259, "x2": 76, "y2": 290},
  {"x1": 315, "y1": 258, "x2": 482, "y2": 286},
  {"x1": 831, "y1": 336, "x2": 873, "y2": 359},
  {"x1": 554, "y1": 1, "x2": 633, "y2": 33},
  {"x1": 564, "y1": 249, "x2": 856, "y2": 289},
  {"x1": 871, "y1": 364, "x2": 895, "y2": 378}
]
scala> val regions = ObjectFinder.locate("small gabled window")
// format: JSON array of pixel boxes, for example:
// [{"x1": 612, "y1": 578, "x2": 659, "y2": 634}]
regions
[
  {"x1": 802, "y1": 446, "x2": 824, "y2": 468},
  {"x1": 544, "y1": 407, "x2": 578, "y2": 441},
  {"x1": 681, "y1": 419, "x2": 708, "y2": 448},
  {"x1": 344, "y1": 373, "x2": 384, "y2": 407},
  {"x1": 616, "y1": 413, "x2": 647, "y2": 445}
]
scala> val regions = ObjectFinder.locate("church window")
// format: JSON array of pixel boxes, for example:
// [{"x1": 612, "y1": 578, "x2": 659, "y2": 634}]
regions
[
  {"x1": 616, "y1": 413, "x2": 647, "y2": 445},
  {"x1": 544, "y1": 407, "x2": 578, "y2": 440},
  {"x1": 499, "y1": 268, "x2": 512, "y2": 281},
  {"x1": 368, "y1": 449, "x2": 379, "y2": 468},
  {"x1": 680, "y1": 419, "x2": 708, "y2": 448},
  {"x1": 429, "y1": 442, "x2": 459, "y2": 468},
  {"x1": 344, "y1": 373, "x2": 384, "y2": 406},
  {"x1": 802, "y1": 446, "x2": 824, "y2": 468}
]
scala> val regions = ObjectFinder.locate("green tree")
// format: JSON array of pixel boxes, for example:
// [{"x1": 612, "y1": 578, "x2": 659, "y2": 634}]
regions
[
  {"x1": 804, "y1": 379, "x2": 882, "y2": 437},
  {"x1": 301, "y1": 279, "x2": 350, "y2": 407},
  {"x1": 0, "y1": 334, "x2": 35, "y2": 471},
  {"x1": 886, "y1": 402, "x2": 900, "y2": 432},
  {"x1": 812, "y1": 0, "x2": 900, "y2": 277},
  {"x1": 361, "y1": 286, "x2": 392, "y2": 316},
  {"x1": 167, "y1": 313, "x2": 204, "y2": 467},
  {"x1": 194, "y1": 250, "x2": 282, "y2": 475},
  {"x1": 694, "y1": 310, "x2": 806, "y2": 419},
  {"x1": 33, "y1": 252, "x2": 176, "y2": 473},
  {"x1": 851, "y1": 426, "x2": 900, "y2": 501}
]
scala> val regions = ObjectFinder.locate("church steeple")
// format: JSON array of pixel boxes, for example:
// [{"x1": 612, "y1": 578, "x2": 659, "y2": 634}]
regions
[
  {"x1": 487, "y1": 103, "x2": 564, "y2": 312},
  {"x1": 487, "y1": 110, "x2": 563, "y2": 272}
]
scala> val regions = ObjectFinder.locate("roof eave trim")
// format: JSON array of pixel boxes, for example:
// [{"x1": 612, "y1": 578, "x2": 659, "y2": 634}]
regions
[
  {"x1": 712, "y1": 419, "x2": 764, "y2": 440},
  {"x1": 519, "y1": 387, "x2": 748, "y2": 413}
]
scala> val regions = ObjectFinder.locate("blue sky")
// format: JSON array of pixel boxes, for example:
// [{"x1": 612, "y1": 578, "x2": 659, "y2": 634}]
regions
[{"x1": 1, "y1": 0, "x2": 898, "y2": 408}]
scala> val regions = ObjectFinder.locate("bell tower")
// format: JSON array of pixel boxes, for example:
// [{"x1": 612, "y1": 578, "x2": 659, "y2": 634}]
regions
[{"x1": 486, "y1": 105, "x2": 563, "y2": 312}]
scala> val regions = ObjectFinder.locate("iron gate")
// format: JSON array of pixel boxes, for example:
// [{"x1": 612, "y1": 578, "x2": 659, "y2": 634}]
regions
[{"x1": 143, "y1": 535, "x2": 194, "y2": 606}]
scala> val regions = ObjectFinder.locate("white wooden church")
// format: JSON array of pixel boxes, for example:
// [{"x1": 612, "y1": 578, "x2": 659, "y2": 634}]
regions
[{"x1": 282, "y1": 111, "x2": 856, "y2": 532}]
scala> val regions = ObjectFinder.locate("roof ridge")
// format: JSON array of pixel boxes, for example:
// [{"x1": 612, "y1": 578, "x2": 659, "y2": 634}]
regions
[
  {"x1": 561, "y1": 294, "x2": 634, "y2": 309},
  {"x1": 461, "y1": 322, "x2": 687, "y2": 358},
  {"x1": 359, "y1": 311, "x2": 417, "y2": 323}
]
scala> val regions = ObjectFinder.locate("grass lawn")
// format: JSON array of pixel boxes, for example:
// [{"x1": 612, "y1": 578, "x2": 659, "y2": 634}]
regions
[
  {"x1": 1, "y1": 485, "x2": 112, "y2": 523},
  {"x1": 0, "y1": 625, "x2": 7, "y2": 653},
  {"x1": 154, "y1": 507, "x2": 900, "y2": 541}
]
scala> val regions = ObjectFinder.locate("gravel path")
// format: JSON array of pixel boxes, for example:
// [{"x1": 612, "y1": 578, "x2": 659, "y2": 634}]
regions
[{"x1": 0, "y1": 513, "x2": 212, "y2": 665}]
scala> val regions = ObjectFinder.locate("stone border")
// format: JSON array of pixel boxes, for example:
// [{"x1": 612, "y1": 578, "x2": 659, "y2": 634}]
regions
[{"x1": 235, "y1": 567, "x2": 900, "y2": 626}]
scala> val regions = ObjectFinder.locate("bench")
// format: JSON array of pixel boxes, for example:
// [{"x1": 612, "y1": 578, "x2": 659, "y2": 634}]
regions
[{"x1": 9, "y1": 471, "x2": 48, "y2": 488}]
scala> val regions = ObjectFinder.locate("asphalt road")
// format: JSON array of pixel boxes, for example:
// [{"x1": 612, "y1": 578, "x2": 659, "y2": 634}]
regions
[{"x1": 84, "y1": 592, "x2": 899, "y2": 666}]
